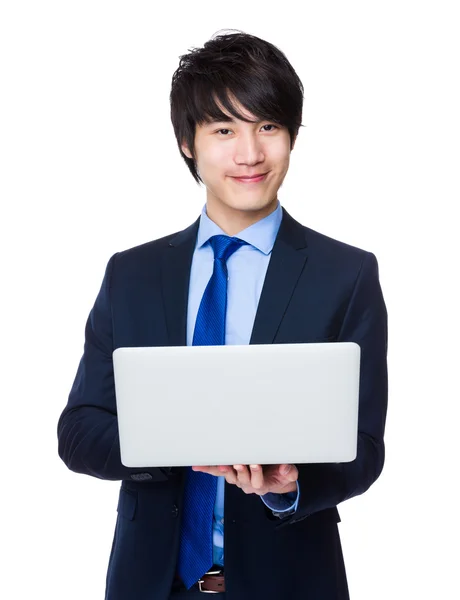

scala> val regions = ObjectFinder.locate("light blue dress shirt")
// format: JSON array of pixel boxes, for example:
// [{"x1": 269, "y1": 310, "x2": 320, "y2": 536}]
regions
[{"x1": 186, "y1": 200, "x2": 300, "y2": 566}]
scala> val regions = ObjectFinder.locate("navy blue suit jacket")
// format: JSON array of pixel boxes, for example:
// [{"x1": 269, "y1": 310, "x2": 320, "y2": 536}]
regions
[{"x1": 57, "y1": 207, "x2": 388, "y2": 600}]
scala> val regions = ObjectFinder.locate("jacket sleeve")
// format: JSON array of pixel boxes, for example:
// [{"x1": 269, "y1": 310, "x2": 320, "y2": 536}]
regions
[
  {"x1": 57, "y1": 253, "x2": 171, "y2": 482},
  {"x1": 268, "y1": 251, "x2": 388, "y2": 528}
]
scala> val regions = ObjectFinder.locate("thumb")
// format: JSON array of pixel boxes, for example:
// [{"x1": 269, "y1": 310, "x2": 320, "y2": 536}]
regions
[{"x1": 279, "y1": 464, "x2": 296, "y2": 479}]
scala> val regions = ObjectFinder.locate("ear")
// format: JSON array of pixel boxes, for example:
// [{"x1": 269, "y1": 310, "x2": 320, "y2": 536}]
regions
[{"x1": 181, "y1": 140, "x2": 193, "y2": 159}]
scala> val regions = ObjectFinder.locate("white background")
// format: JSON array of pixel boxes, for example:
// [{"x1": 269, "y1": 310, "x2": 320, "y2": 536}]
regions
[{"x1": 1, "y1": 1, "x2": 459, "y2": 598}]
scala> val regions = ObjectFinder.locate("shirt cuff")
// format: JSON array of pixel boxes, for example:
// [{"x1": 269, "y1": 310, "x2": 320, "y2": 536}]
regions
[{"x1": 260, "y1": 480, "x2": 300, "y2": 513}]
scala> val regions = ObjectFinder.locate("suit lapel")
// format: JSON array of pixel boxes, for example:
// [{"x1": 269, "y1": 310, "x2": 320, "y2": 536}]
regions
[
  {"x1": 249, "y1": 209, "x2": 309, "y2": 344},
  {"x1": 160, "y1": 207, "x2": 309, "y2": 347}
]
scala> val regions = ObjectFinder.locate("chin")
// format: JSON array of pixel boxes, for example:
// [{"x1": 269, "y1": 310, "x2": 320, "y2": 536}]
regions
[{"x1": 225, "y1": 199, "x2": 273, "y2": 212}]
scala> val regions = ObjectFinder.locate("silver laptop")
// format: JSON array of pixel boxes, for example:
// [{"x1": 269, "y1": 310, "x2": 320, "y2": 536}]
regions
[{"x1": 112, "y1": 342, "x2": 360, "y2": 467}]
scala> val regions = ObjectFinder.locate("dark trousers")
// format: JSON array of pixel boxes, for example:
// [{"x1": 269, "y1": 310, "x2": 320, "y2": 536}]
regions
[{"x1": 169, "y1": 591, "x2": 225, "y2": 599}]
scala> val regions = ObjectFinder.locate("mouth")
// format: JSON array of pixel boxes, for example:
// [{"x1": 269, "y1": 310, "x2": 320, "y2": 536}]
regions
[{"x1": 231, "y1": 172, "x2": 268, "y2": 184}]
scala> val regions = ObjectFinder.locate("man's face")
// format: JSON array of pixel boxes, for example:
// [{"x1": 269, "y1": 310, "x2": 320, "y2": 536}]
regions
[{"x1": 181, "y1": 96, "x2": 296, "y2": 227}]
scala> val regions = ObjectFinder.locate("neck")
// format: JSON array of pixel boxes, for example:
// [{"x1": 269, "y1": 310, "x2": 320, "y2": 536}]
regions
[{"x1": 205, "y1": 197, "x2": 278, "y2": 236}]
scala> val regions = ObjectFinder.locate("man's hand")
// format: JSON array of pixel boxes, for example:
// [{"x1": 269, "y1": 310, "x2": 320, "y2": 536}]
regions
[{"x1": 192, "y1": 464, "x2": 298, "y2": 495}]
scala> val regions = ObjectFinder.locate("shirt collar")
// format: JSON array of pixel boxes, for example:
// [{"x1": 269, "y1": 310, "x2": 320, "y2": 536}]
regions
[{"x1": 195, "y1": 200, "x2": 283, "y2": 255}]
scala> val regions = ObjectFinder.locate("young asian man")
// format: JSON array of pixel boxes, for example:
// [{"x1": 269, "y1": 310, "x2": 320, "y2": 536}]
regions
[{"x1": 57, "y1": 30, "x2": 388, "y2": 600}]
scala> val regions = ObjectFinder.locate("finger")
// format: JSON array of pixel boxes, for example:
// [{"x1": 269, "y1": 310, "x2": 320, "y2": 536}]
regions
[
  {"x1": 249, "y1": 464, "x2": 264, "y2": 490},
  {"x1": 192, "y1": 465, "x2": 229, "y2": 470},
  {"x1": 224, "y1": 466, "x2": 238, "y2": 485},
  {"x1": 193, "y1": 466, "x2": 222, "y2": 477},
  {"x1": 233, "y1": 464, "x2": 251, "y2": 485}
]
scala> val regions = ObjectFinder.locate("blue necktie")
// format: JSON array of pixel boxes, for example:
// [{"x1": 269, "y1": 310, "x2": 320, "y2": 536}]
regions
[{"x1": 177, "y1": 234, "x2": 248, "y2": 590}]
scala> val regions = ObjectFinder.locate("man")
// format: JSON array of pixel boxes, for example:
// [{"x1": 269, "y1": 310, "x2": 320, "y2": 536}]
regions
[{"x1": 57, "y1": 31, "x2": 388, "y2": 600}]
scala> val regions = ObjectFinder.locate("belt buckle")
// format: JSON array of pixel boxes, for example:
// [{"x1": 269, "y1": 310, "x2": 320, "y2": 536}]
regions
[{"x1": 197, "y1": 568, "x2": 223, "y2": 594}]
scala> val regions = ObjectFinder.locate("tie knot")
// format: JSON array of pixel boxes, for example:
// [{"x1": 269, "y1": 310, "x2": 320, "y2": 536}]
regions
[{"x1": 208, "y1": 235, "x2": 248, "y2": 262}]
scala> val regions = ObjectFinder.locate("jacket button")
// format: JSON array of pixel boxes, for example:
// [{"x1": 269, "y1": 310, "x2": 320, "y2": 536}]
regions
[
  {"x1": 172, "y1": 505, "x2": 179, "y2": 517},
  {"x1": 130, "y1": 472, "x2": 152, "y2": 481}
]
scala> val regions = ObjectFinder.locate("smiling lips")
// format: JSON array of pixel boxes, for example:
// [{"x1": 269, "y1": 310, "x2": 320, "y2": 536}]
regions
[{"x1": 232, "y1": 172, "x2": 268, "y2": 183}]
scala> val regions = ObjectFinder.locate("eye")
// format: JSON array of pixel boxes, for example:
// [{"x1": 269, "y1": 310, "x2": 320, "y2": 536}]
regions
[{"x1": 215, "y1": 124, "x2": 279, "y2": 136}]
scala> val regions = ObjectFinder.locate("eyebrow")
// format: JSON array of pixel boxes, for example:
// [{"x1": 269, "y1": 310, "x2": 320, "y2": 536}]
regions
[{"x1": 204, "y1": 117, "x2": 263, "y2": 126}]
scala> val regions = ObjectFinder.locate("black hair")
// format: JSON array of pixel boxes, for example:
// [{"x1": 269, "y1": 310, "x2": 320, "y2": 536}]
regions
[{"x1": 170, "y1": 29, "x2": 305, "y2": 185}]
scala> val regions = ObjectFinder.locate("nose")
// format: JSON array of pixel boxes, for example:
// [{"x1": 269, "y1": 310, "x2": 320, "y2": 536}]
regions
[{"x1": 234, "y1": 133, "x2": 265, "y2": 166}]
